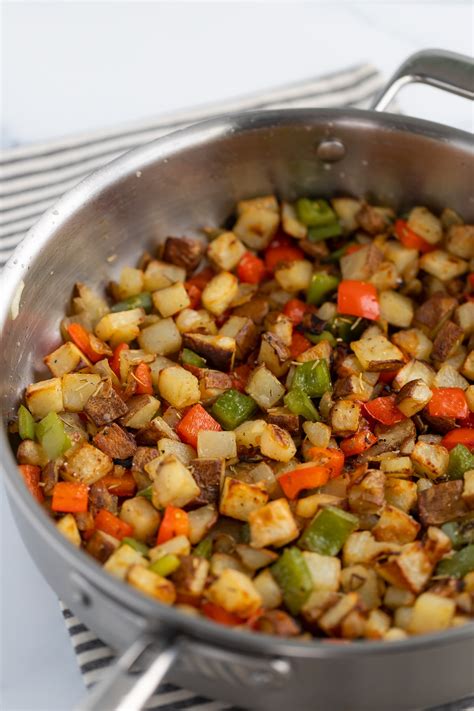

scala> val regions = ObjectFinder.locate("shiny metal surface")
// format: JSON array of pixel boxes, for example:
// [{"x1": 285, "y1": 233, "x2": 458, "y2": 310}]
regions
[{"x1": 1, "y1": 51, "x2": 474, "y2": 711}]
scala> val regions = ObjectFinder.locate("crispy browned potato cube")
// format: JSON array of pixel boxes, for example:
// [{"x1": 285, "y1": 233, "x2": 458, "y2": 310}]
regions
[{"x1": 219, "y1": 477, "x2": 268, "y2": 521}]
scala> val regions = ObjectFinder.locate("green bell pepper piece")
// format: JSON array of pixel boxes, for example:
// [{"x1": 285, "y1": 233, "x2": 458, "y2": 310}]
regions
[
  {"x1": 284, "y1": 389, "x2": 320, "y2": 421},
  {"x1": 324, "y1": 242, "x2": 357, "y2": 263},
  {"x1": 305, "y1": 331, "x2": 337, "y2": 347},
  {"x1": 436, "y1": 544, "x2": 474, "y2": 578},
  {"x1": 181, "y1": 348, "x2": 206, "y2": 368},
  {"x1": 271, "y1": 547, "x2": 313, "y2": 615},
  {"x1": 308, "y1": 222, "x2": 343, "y2": 242},
  {"x1": 35, "y1": 412, "x2": 71, "y2": 459},
  {"x1": 296, "y1": 198, "x2": 337, "y2": 227},
  {"x1": 299, "y1": 506, "x2": 358, "y2": 556},
  {"x1": 291, "y1": 359, "x2": 331, "y2": 398},
  {"x1": 149, "y1": 554, "x2": 181, "y2": 577},
  {"x1": 211, "y1": 389, "x2": 257, "y2": 430},
  {"x1": 111, "y1": 292, "x2": 153, "y2": 314},
  {"x1": 307, "y1": 272, "x2": 340, "y2": 306},
  {"x1": 194, "y1": 537, "x2": 213, "y2": 559},
  {"x1": 122, "y1": 537, "x2": 150, "y2": 556},
  {"x1": 137, "y1": 485, "x2": 153, "y2": 500},
  {"x1": 441, "y1": 517, "x2": 474, "y2": 550},
  {"x1": 329, "y1": 316, "x2": 366, "y2": 343},
  {"x1": 18, "y1": 405, "x2": 35, "y2": 440},
  {"x1": 447, "y1": 444, "x2": 474, "y2": 480}
]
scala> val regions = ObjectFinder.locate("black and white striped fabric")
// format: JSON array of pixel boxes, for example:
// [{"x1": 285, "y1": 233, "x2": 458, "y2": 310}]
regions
[{"x1": 0, "y1": 62, "x2": 383, "y2": 268}]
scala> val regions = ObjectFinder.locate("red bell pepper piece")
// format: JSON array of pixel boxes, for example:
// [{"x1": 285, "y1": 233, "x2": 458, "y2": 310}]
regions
[
  {"x1": 67, "y1": 323, "x2": 105, "y2": 364},
  {"x1": 99, "y1": 472, "x2": 137, "y2": 497},
  {"x1": 184, "y1": 282, "x2": 202, "y2": 309},
  {"x1": 134, "y1": 362, "x2": 153, "y2": 395},
  {"x1": 283, "y1": 298, "x2": 309, "y2": 326},
  {"x1": 278, "y1": 464, "x2": 331, "y2": 499},
  {"x1": 290, "y1": 332, "x2": 311, "y2": 359},
  {"x1": 394, "y1": 219, "x2": 435, "y2": 254},
  {"x1": 441, "y1": 428, "x2": 474, "y2": 452},
  {"x1": 176, "y1": 403, "x2": 221, "y2": 448},
  {"x1": 95, "y1": 508, "x2": 133, "y2": 540},
  {"x1": 427, "y1": 388, "x2": 469, "y2": 420},
  {"x1": 201, "y1": 602, "x2": 243, "y2": 626},
  {"x1": 363, "y1": 396, "x2": 406, "y2": 425},
  {"x1": 18, "y1": 464, "x2": 44, "y2": 503},
  {"x1": 307, "y1": 447, "x2": 345, "y2": 478},
  {"x1": 378, "y1": 368, "x2": 400, "y2": 384},
  {"x1": 469, "y1": 273, "x2": 474, "y2": 290},
  {"x1": 237, "y1": 252, "x2": 266, "y2": 284},
  {"x1": 340, "y1": 430, "x2": 378, "y2": 456},
  {"x1": 157, "y1": 506, "x2": 189, "y2": 545},
  {"x1": 345, "y1": 244, "x2": 363, "y2": 255},
  {"x1": 109, "y1": 342, "x2": 129, "y2": 378},
  {"x1": 230, "y1": 364, "x2": 252, "y2": 392},
  {"x1": 52, "y1": 482, "x2": 88, "y2": 513},
  {"x1": 337, "y1": 280, "x2": 380, "y2": 321},
  {"x1": 185, "y1": 267, "x2": 215, "y2": 291},
  {"x1": 264, "y1": 234, "x2": 304, "y2": 272}
]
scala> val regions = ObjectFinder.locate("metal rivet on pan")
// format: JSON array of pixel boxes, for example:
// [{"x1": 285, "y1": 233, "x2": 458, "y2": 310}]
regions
[
  {"x1": 316, "y1": 138, "x2": 346, "y2": 162},
  {"x1": 72, "y1": 590, "x2": 91, "y2": 607}
]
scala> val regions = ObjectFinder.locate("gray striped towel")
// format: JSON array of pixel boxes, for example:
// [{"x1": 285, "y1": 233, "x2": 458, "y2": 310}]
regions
[{"x1": 5, "y1": 62, "x2": 472, "y2": 711}]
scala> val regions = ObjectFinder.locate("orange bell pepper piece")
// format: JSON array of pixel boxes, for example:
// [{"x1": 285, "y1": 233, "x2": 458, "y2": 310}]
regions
[
  {"x1": 201, "y1": 602, "x2": 244, "y2": 626},
  {"x1": 278, "y1": 464, "x2": 331, "y2": 500},
  {"x1": 307, "y1": 447, "x2": 345, "y2": 478},
  {"x1": 394, "y1": 219, "x2": 435, "y2": 254},
  {"x1": 52, "y1": 482, "x2": 88, "y2": 513},
  {"x1": 99, "y1": 472, "x2": 137, "y2": 497},
  {"x1": 264, "y1": 235, "x2": 305, "y2": 272},
  {"x1": 156, "y1": 506, "x2": 189, "y2": 545},
  {"x1": 67, "y1": 323, "x2": 109, "y2": 364},
  {"x1": 95, "y1": 508, "x2": 133, "y2": 540},
  {"x1": 428, "y1": 388, "x2": 469, "y2": 420},
  {"x1": 109, "y1": 342, "x2": 129, "y2": 378},
  {"x1": 237, "y1": 252, "x2": 266, "y2": 284},
  {"x1": 176, "y1": 403, "x2": 221, "y2": 448},
  {"x1": 337, "y1": 280, "x2": 380, "y2": 321},
  {"x1": 340, "y1": 430, "x2": 378, "y2": 456},
  {"x1": 230, "y1": 364, "x2": 252, "y2": 392},
  {"x1": 184, "y1": 282, "x2": 202, "y2": 309},
  {"x1": 18, "y1": 464, "x2": 44, "y2": 503},
  {"x1": 363, "y1": 396, "x2": 406, "y2": 425},
  {"x1": 134, "y1": 362, "x2": 153, "y2": 395}
]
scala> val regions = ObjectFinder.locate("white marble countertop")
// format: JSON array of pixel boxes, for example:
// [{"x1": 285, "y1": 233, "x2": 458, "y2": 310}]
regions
[{"x1": 1, "y1": 1, "x2": 473, "y2": 710}]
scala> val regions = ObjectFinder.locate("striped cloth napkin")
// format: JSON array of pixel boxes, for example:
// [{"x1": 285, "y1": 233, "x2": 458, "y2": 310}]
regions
[{"x1": 6, "y1": 61, "x2": 472, "y2": 711}]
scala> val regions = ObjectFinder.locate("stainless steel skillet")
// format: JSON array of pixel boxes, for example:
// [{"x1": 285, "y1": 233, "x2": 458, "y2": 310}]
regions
[{"x1": 1, "y1": 49, "x2": 473, "y2": 711}]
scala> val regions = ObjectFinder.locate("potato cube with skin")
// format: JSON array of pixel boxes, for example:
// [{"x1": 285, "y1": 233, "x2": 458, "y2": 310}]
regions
[
  {"x1": 340, "y1": 244, "x2": 383, "y2": 281},
  {"x1": 147, "y1": 454, "x2": 200, "y2": 508},
  {"x1": 197, "y1": 431, "x2": 237, "y2": 460},
  {"x1": 395, "y1": 379, "x2": 432, "y2": 417},
  {"x1": 376, "y1": 542, "x2": 433, "y2": 593},
  {"x1": 56, "y1": 513, "x2": 81, "y2": 547},
  {"x1": 351, "y1": 335, "x2": 405, "y2": 372},
  {"x1": 302, "y1": 552, "x2": 341, "y2": 592},
  {"x1": 201, "y1": 272, "x2": 239, "y2": 316},
  {"x1": 253, "y1": 568, "x2": 283, "y2": 609},
  {"x1": 379, "y1": 290, "x2": 414, "y2": 328},
  {"x1": 329, "y1": 400, "x2": 361, "y2": 436},
  {"x1": 245, "y1": 365, "x2": 285, "y2": 410},
  {"x1": 420, "y1": 250, "x2": 468, "y2": 281},
  {"x1": 392, "y1": 328, "x2": 433, "y2": 361},
  {"x1": 157, "y1": 439, "x2": 196, "y2": 465},
  {"x1": 407, "y1": 206, "x2": 442, "y2": 244},
  {"x1": 234, "y1": 419, "x2": 267, "y2": 449},
  {"x1": 187, "y1": 504, "x2": 218, "y2": 544},
  {"x1": 44, "y1": 342, "x2": 89, "y2": 377},
  {"x1": 62, "y1": 373, "x2": 101, "y2": 413},
  {"x1": 206, "y1": 568, "x2": 262, "y2": 618},
  {"x1": 104, "y1": 543, "x2": 147, "y2": 580},
  {"x1": 343, "y1": 531, "x2": 401, "y2": 567},
  {"x1": 411, "y1": 441, "x2": 449, "y2": 480},
  {"x1": 381, "y1": 456, "x2": 413, "y2": 479},
  {"x1": 454, "y1": 302, "x2": 474, "y2": 336},
  {"x1": 233, "y1": 206, "x2": 279, "y2": 251},
  {"x1": 408, "y1": 592, "x2": 455, "y2": 635},
  {"x1": 219, "y1": 477, "x2": 268, "y2": 521},
  {"x1": 138, "y1": 318, "x2": 182, "y2": 356},
  {"x1": 248, "y1": 498, "x2": 299, "y2": 548},
  {"x1": 237, "y1": 195, "x2": 279, "y2": 216},
  {"x1": 372, "y1": 506, "x2": 420, "y2": 544},
  {"x1": 385, "y1": 478, "x2": 418, "y2": 513},
  {"x1": 207, "y1": 231, "x2": 246, "y2": 271},
  {"x1": 182, "y1": 333, "x2": 236, "y2": 371},
  {"x1": 25, "y1": 377, "x2": 63, "y2": 419},
  {"x1": 431, "y1": 321, "x2": 465, "y2": 363},
  {"x1": 158, "y1": 366, "x2": 200, "y2": 409},
  {"x1": 331, "y1": 197, "x2": 362, "y2": 233},
  {"x1": 446, "y1": 224, "x2": 474, "y2": 259},
  {"x1": 121, "y1": 395, "x2": 160, "y2": 429},
  {"x1": 120, "y1": 496, "x2": 160, "y2": 541},
  {"x1": 258, "y1": 332, "x2": 291, "y2": 377},
  {"x1": 143, "y1": 260, "x2": 186, "y2": 291},
  {"x1": 365, "y1": 609, "x2": 391, "y2": 640},
  {"x1": 463, "y1": 470, "x2": 474, "y2": 509},
  {"x1": 392, "y1": 360, "x2": 435, "y2": 391},
  {"x1": 63, "y1": 442, "x2": 113, "y2": 484},
  {"x1": 219, "y1": 316, "x2": 258, "y2": 360},
  {"x1": 152, "y1": 282, "x2": 190, "y2": 318},
  {"x1": 274, "y1": 260, "x2": 313, "y2": 293},
  {"x1": 384, "y1": 241, "x2": 418, "y2": 275},
  {"x1": 281, "y1": 202, "x2": 307, "y2": 239},
  {"x1": 210, "y1": 553, "x2": 246, "y2": 577},
  {"x1": 260, "y1": 424, "x2": 297, "y2": 462},
  {"x1": 127, "y1": 565, "x2": 176, "y2": 605},
  {"x1": 17, "y1": 440, "x2": 48, "y2": 467},
  {"x1": 175, "y1": 308, "x2": 217, "y2": 335}
]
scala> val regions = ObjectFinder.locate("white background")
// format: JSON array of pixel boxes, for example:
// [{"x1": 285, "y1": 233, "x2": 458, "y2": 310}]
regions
[{"x1": 1, "y1": 1, "x2": 473, "y2": 710}]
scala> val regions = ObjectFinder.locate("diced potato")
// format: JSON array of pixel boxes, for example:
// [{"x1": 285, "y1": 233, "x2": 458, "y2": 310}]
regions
[
  {"x1": 465, "y1": 385, "x2": 474, "y2": 412},
  {"x1": 348, "y1": 469, "x2": 385, "y2": 515},
  {"x1": 175, "y1": 308, "x2": 217, "y2": 335},
  {"x1": 182, "y1": 333, "x2": 236, "y2": 371},
  {"x1": 408, "y1": 592, "x2": 455, "y2": 635},
  {"x1": 331, "y1": 197, "x2": 361, "y2": 233},
  {"x1": 258, "y1": 332, "x2": 291, "y2": 377},
  {"x1": 381, "y1": 456, "x2": 413, "y2": 478},
  {"x1": 392, "y1": 359, "x2": 435, "y2": 391},
  {"x1": 219, "y1": 316, "x2": 258, "y2": 359},
  {"x1": 17, "y1": 440, "x2": 48, "y2": 466},
  {"x1": 265, "y1": 313, "x2": 293, "y2": 347},
  {"x1": 120, "y1": 496, "x2": 160, "y2": 541},
  {"x1": 260, "y1": 424, "x2": 296, "y2": 462},
  {"x1": 303, "y1": 421, "x2": 331, "y2": 448},
  {"x1": 118, "y1": 349, "x2": 154, "y2": 383},
  {"x1": 281, "y1": 202, "x2": 307, "y2": 239},
  {"x1": 369, "y1": 261, "x2": 400, "y2": 291},
  {"x1": 219, "y1": 477, "x2": 268, "y2": 521},
  {"x1": 445, "y1": 346, "x2": 467, "y2": 371},
  {"x1": 237, "y1": 195, "x2": 278, "y2": 215},
  {"x1": 393, "y1": 607, "x2": 414, "y2": 631},
  {"x1": 103, "y1": 543, "x2": 147, "y2": 579},
  {"x1": 56, "y1": 513, "x2": 81, "y2": 547},
  {"x1": 461, "y1": 350, "x2": 474, "y2": 380},
  {"x1": 351, "y1": 335, "x2": 404, "y2": 372},
  {"x1": 372, "y1": 505, "x2": 420, "y2": 544},
  {"x1": 187, "y1": 504, "x2": 218, "y2": 544},
  {"x1": 95, "y1": 308, "x2": 145, "y2": 346},
  {"x1": 116, "y1": 267, "x2": 144, "y2": 299},
  {"x1": 385, "y1": 241, "x2": 418, "y2": 275},
  {"x1": 248, "y1": 498, "x2": 299, "y2": 548},
  {"x1": 343, "y1": 531, "x2": 401, "y2": 567},
  {"x1": 434, "y1": 364, "x2": 469, "y2": 390},
  {"x1": 127, "y1": 565, "x2": 176, "y2": 605},
  {"x1": 138, "y1": 318, "x2": 182, "y2": 356},
  {"x1": 143, "y1": 260, "x2": 186, "y2": 291},
  {"x1": 340, "y1": 565, "x2": 381, "y2": 610},
  {"x1": 233, "y1": 206, "x2": 279, "y2": 251},
  {"x1": 26, "y1": 377, "x2": 64, "y2": 419},
  {"x1": 365, "y1": 609, "x2": 391, "y2": 640},
  {"x1": 93, "y1": 357, "x2": 120, "y2": 388},
  {"x1": 121, "y1": 395, "x2": 160, "y2": 429},
  {"x1": 149, "y1": 535, "x2": 191, "y2": 561},
  {"x1": 157, "y1": 438, "x2": 196, "y2": 465},
  {"x1": 411, "y1": 441, "x2": 449, "y2": 480},
  {"x1": 302, "y1": 551, "x2": 341, "y2": 592},
  {"x1": 340, "y1": 244, "x2": 382, "y2": 281},
  {"x1": 445, "y1": 224, "x2": 474, "y2": 259},
  {"x1": 274, "y1": 260, "x2": 313, "y2": 293},
  {"x1": 198, "y1": 431, "x2": 237, "y2": 460},
  {"x1": 61, "y1": 373, "x2": 101, "y2": 412},
  {"x1": 295, "y1": 493, "x2": 343, "y2": 519},
  {"x1": 152, "y1": 283, "x2": 190, "y2": 318},
  {"x1": 207, "y1": 568, "x2": 262, "y2": 618},
  {"x1": 420, "y1": 250, "x2": 468, "y2": 281},
  {"x1": 234, "y1": 419, "x2": 267, "y2": 449},
  {"x1": 384, "y1": 586, "x2": 415, "y2": 610},
  {"x1": 379, "y1": 290, "x2": 414, "y2": 328},
  {"x1": 376, "y1": 542, "x2": 433, "y2": 593},
  {"x1": 210, "y1": 552, "x2": 246, "y2": 576},
  {"x1": 407, "y1": 206, "x2": 442, "y2": 244},
  {"x1": 253, "y1": 568, "x2": 283, "y2": 609},
  {"x1": 245, "y1": 365, "x2": 285, "y2": 410},
  {"x1": 385, "y1": 478, "x2": 418, "y2": 514},
  {"x1": 329, "y1": 400, "x2": 361, "y2": 436},
  {"x1": 201, "y1": 272, "x2": 239, "y2": 316},
  {"x1": 318, "y1": 592, "x2": 361, "y2": 635},
  {"x1": 44, "y1": 342, "x2": 89, "y2": 377},
  {"x1": 158, "y1": 366, "x2": 200, "y2": 408},
  {"x1": 248, "y1": 462, "x2": 278, "y2": 497},
  {"x1": 147, "y1": 454, "x2": 200, "y2": 508},
  {"x1": 392, "y1": 328, "x2": 433, "y2": 360},
  {"x1": 63, "y1": 442, "x2": 113, "y2": 484},
  {"x1": 462, "y1": 470, "x2": 474, "y2": 509},
  {"x1": 207, "y1": 231, "x2": 246, "y2": 271},
  {"x1": 333, "y1": 374, "x2": 374, "y2": 403},
  {"x1": 395, "y1": 379, "x2": 432, "y2": 417},
  {"x1": 454, "y1": 301, "x2": 474, "y2": 336},
  {"x1": 235, "y1": 544, "x2": 277, "y2": 571},
  {"x1": 72, "y1": 282, "x2": 109, "y2": 326}
]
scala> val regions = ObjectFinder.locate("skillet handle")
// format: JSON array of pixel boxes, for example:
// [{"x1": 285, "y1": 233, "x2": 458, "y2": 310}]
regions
[
  {"x1": 76, "y1": 633, "x2": 179, "y2": 711},
  {"x1": 372, "y1": 49, "x2": 474, "y2": 111}
]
